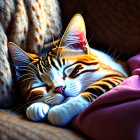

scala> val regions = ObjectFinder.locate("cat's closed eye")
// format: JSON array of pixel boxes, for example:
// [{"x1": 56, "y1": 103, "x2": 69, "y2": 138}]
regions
[
  {"x1": 8, "y1": 14, "x2": 128, "y2": 127},
  {"x1": 69, "y1": 64, "x2": 84, "y2": 78}
]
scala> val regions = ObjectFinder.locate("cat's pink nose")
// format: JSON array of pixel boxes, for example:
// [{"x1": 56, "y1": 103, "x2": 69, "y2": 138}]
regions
[{"x1": 54, "y1": 86, "x2": 65, "y2": 95}]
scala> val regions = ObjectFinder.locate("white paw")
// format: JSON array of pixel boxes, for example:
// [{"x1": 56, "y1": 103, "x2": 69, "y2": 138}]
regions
[
  {"x1": 48, "y1": 96, "x2": 90, "y2": 126},
  {"x1": 48, "y1": 105, "x2": 71, "y2": 126},
  {"x1": 26, "y1": 102, "x2": 50, "y2": 121}
]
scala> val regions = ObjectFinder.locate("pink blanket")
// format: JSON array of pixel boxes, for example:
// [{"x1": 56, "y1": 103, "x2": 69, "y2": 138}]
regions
[{"x1": 71, "y1": 53, "x2": 140, "y2": 140}]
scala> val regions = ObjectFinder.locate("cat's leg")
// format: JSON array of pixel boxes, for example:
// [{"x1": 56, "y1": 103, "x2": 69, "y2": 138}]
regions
[
  {"x1": 48, "y1": 75, "x2": 126, "y2": 126},
  {"x1": 25, "y1": 86, "x2": 51, "y2": 121},
  {"x1": 26, "y1": 102, "x2": 50, "y2": 121},
  {"x1": 47, "y1": 95, "x2": 90, "y2": 126}
]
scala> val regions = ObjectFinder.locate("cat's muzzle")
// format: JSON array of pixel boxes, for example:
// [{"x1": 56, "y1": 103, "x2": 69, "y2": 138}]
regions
[{"x1": 54, "y1": 86, "x2": 66, "y2": 95}]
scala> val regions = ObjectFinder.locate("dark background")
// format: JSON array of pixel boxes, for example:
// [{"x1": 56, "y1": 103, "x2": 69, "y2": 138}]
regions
[{"x1": 60, "y1": 0, "x2": 140, "y2": 59}]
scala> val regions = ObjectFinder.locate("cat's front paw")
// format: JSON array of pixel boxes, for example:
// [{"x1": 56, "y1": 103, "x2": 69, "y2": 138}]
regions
[
  {"x1": 26, "y1": 102, "x2": 50, "y2": 121},
  {"x1": 47, "y1": 96, "x2": 91, "y2": 126},
  {"x1": 48, "y1": 105, "x2": 71, "y2": 126}
]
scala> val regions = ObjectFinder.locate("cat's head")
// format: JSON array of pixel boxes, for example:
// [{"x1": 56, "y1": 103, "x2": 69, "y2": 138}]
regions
[{"x1": 8, "y1": 14, "x2": 102, "y2": 105}]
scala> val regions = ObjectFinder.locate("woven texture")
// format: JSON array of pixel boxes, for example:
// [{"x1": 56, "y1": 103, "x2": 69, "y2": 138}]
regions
[
  {"x1": 0, "y1": 0, "x2": 62, "y2": 107},
  {"x1": 0, "y1": 109, "x2": 87, "y2": 140}
]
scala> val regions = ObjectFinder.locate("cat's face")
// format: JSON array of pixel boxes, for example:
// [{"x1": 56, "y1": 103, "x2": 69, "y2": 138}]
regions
[
  {"x1": 8, "y1": 14, "x2": 103, "y2": 105},
  {"x1": 33, "y1": 50, "x2": 100, "y2": 105}
]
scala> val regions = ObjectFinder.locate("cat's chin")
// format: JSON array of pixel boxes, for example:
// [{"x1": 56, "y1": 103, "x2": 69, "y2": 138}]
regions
[
  {"x1": 43, "y1": 93, "x2": 65, "y2": 106},
  {"x1": 62, "y1": 97, "x2": 74, "y2": 104}
]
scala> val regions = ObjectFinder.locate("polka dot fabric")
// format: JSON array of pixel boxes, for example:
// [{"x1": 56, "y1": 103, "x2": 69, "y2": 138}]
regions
[{"x1": 0, "y1": 0, "x2": 62, "y2": 107}]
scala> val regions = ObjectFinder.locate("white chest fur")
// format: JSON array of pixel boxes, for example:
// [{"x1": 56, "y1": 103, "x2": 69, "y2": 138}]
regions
[{"x1": 91, "y1": 48, "x2": 127, "y2": 77}]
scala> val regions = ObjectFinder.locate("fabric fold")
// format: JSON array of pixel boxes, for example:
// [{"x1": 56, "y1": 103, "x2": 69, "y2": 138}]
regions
[{"x1": 71, "y1": 53, "x2": 140, "y2": 140}]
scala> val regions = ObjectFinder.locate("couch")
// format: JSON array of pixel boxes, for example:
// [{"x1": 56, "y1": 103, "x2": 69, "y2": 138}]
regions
[{"x1": 0, "y1": 0, "x2": 140, "y2": 140}]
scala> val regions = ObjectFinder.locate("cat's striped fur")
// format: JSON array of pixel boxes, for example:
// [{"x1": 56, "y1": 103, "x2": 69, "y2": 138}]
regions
[{"x1": 8, "y1": 14, "x2": 127, "y2": 126}]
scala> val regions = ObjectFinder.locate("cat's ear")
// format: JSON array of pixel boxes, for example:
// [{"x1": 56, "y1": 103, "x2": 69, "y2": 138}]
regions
[
  {"x1": 59, "y1": 14, "x2": 89, "y2": 55},
  {"x1": 8, "y1": 42, "x2": 38, "y2": 66}
]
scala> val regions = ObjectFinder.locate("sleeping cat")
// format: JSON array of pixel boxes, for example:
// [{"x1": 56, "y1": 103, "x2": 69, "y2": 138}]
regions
[{"x1": 8, "y1": 14, "x2": 127, "y2": 126}]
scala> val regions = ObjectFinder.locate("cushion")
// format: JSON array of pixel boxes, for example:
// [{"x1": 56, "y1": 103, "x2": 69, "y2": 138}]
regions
[{"x1": 71, "y1": 53, "x2": 140, "y2": 140}]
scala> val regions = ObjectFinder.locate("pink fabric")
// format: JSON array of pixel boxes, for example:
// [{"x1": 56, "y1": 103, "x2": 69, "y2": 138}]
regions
[{"x1": 71, "y1": 53, "x2": 140, "y2": 140}]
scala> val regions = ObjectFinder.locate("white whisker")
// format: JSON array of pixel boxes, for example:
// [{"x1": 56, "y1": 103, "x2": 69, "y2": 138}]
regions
[
  {"x1": 20, "y1": 77, "x2": 36, "y2": 82},
  {"x1": 18, "y1": 65, "x2": 39, "y2": 75},
  {"x1": 44, "y1": 97, "x2": 56, "y2": 104},
  {"x1": 16, "y1": 68, "x2": 35, "y2": 74},
  {"x1": 9, "y1": 102, "x2": 33, "y2": 116},
  {"x1": 17, "y1": 73, "x2": 35, "y2": 80}
]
